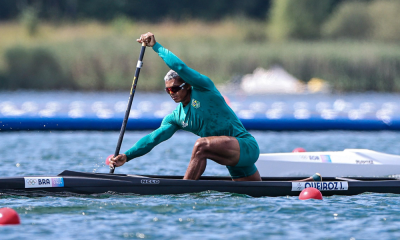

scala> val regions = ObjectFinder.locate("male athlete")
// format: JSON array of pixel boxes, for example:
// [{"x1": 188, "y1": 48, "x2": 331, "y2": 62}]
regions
[{"x1": 109, "y1": 32, "x2": 261, "y2": 181}]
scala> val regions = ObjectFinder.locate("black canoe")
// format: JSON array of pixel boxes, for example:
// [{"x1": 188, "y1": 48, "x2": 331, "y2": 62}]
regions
[{"x1": 1, "y1": 170, "x2": 400, "y2": 197}]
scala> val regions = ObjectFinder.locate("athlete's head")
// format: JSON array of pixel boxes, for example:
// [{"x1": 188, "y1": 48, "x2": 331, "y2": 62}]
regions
[
  {"x1": 164, "y1": 70, "x2": 191, "y2": 105},
  {"x1": 164, "y1": 70, "x2": 180, "y2": 82}
]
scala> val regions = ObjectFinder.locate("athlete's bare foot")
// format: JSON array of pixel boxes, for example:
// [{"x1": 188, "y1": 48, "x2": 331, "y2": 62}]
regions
[{"x1": 294, "y1": 173, "x2": 322, "y2": 182}]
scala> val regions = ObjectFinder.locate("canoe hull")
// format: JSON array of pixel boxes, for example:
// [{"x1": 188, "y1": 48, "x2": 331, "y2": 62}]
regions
[{"x1": 1, "y1": 170, "x2": 400, "y2": 197}]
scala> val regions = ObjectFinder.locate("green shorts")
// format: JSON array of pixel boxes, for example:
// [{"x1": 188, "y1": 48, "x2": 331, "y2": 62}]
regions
[{"x1": 226, "y1": 136, "x2": 260, "y2": 179}]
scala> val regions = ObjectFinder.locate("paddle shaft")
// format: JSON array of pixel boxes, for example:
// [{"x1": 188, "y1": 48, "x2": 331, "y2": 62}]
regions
[{"x1": 110, "y1": 43, "x2": 146, "y2": 174}]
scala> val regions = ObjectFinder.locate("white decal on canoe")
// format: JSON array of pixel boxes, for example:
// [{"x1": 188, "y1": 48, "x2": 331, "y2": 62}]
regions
[
  {"x1": 356, "y1": 160, "x2": 374, "y2": 164},
  {"x1": 291, "y1": 181, "x2": 348, "y2": 191},
  {"x1": 308, "y1": 155, "x2": 320, "y2": 161},
  {"x1": 24, "y1": 177, "x2": 64, "y2": 188},
  {"x1": 141, "y1": 179, "x2": 160, "y2": 184}
]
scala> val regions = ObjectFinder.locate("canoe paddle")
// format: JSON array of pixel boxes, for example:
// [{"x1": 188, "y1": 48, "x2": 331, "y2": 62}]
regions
[{"x1": 109, "y1": 42, "x2": 146, "y2": 174}]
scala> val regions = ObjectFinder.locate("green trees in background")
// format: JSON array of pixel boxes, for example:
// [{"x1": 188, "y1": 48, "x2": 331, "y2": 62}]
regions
[
  {"x1": 2, "y1": 0, "x2": 400, "y2": 42},
  {"x1": 322, "y1": 1, "x2": 372, "y2": 40},
  {"x1": 268, "y1": 0, "x2": 334, "y2": 41},
  {"x1": 3, "y1": 40, "x2": 400, "y2": 92},
  {"x1": 1, "y1": 0, "x2": 400, "y2": 92},
  {"x1": 19, "y1": 5, "x2": 40, "y2": 36},
  {"x1": 0, "y1": 0, "x2": 272, "y2": 22},
  {"x1": 268, "y1": 0, "x2": 400, "y2": 42},
  {"x1": 3, "y1": 46, "x2": 73, "y2": 90},
  {"x1": 368, "y1": 0, "x2": 400, "y2": 42}
]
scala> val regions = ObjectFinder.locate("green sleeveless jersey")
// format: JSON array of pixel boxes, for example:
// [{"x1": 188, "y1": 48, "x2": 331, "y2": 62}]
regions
[{"x1": 125, "y1": 42, "x2": 253, "y2": 161}]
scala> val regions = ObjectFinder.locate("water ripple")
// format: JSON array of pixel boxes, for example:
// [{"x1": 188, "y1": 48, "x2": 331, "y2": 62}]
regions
[{"x1": 2, "y1": 131, "x2": 400, "y2": 239}]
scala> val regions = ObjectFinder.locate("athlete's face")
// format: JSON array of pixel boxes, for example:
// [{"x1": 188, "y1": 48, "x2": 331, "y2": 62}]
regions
[{"x1": 165, "y1": 78, "x2": 191, "y2": 105}]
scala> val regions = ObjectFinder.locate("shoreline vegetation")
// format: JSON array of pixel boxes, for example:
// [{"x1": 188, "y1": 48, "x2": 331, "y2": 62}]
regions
[{"x1": 1, "y1": 20, "x2": 400, "y2": 92}]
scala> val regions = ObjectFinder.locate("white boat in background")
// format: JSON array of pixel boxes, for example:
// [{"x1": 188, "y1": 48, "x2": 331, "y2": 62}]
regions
[{"x1": 256, "y1": 149, "x2": 400, "y2": 178}]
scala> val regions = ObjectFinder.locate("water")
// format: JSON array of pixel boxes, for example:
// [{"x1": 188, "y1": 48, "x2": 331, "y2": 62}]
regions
[
  {"x1": 2, "y1": 130, "x2": 400, "y2": 239},
  {"x1": 2, "y1": 91, "x2": 400, "y2": 239}
]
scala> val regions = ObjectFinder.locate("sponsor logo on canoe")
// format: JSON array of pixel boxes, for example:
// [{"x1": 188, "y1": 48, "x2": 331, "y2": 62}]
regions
[
  {"x1": 291, "y1": 181, "x2": 348, "y2": 191},
  {"x1": 356, "y1": 160, "x2": 373, "y2": 164},
  {"x1": 24, "y1": 177, "x2": 64, "y2": 188},
  {"x1": 308, "y1": 155, "x2": 320, "y2": 161},
  {"x1": 320, "y1": 155, "x2": 332, "y2": 163},
  {"x1": 141, "y1": 179, "x2": 160, "y2": 184},
  {"x1": 191, "y1": 99, "x2": 200, "y2": 109}
]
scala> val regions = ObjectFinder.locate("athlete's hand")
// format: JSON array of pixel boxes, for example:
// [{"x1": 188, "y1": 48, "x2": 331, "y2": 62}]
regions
[
  {"x1": 136, "y1": 32, "x2": 156, "y2": 47},
  {"x1": 109, "y1": 154, "x2": 127, "y2": 169}
]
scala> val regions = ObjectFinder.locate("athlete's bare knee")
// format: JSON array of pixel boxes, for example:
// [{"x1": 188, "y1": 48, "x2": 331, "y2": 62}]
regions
[
  {"x1": 194, "y1": 138, "x2": 209, "y2": 149},
  {"x1": 193, "y1": 138, "x2": 210, "y2": 158}
]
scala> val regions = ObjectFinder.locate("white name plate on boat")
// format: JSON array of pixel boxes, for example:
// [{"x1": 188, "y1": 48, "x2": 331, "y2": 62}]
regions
[
  {"x1": 291, "y1": 181, "x2": 348, "y2": 191},
  {"x1": 24, "y1": 177, "x2": 64, "y2": 188}
]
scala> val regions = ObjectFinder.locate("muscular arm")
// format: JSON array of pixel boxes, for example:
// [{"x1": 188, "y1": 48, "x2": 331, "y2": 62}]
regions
[
  {"x1": 153, "y1": 42, "x2": 215, "y2": 91},
  {"x1": 124, "y1": 116, "x2": 179, "y2": 161}
]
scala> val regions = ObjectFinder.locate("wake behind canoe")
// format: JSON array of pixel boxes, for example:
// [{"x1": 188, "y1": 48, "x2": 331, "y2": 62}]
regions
[{"x1": 1, "y1": 170, "x2": 400, "y2": 197}]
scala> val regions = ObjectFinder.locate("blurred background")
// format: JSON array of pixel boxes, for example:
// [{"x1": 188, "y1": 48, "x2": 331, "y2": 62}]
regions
[
  {"x1": 1, "y1": 0, "x2": 399, "y2": 93},
  {"x1": 1, "y1": 0, "x2": 400, "y2": 131},
  {"x1": 3, "y1": 2, "x2": 400, "y2": 239}
]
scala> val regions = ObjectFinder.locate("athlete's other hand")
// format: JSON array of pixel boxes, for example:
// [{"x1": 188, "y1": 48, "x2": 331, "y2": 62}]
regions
[
  {"x1": 137, "y1": 32, "x2": 156, "y2": 47},
  {"x1": 109, "y1": 154, "x2": 127, "y2": 169}
]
